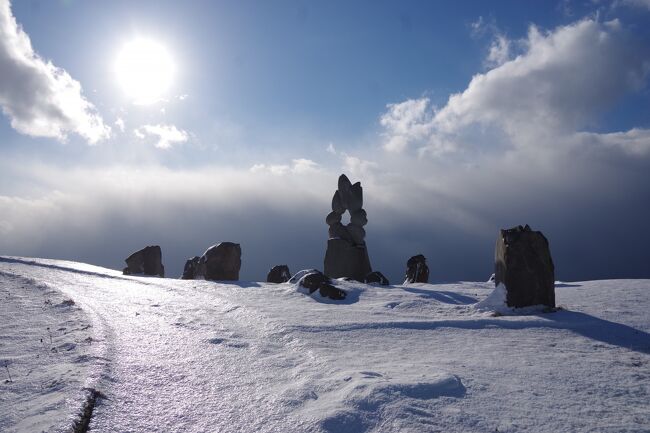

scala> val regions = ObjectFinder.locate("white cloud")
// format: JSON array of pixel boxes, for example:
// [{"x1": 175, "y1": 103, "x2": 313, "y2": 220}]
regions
[
  {"x1": 249, "y1": 158, "x2": 320, "y2": 175},
  {"x1": 380, "y1": 98, "x2": 433, "y2": 153},
  {"x1": 342, "y1": 154, "x2": 379, "y2": 180},
  {"x1": 0, "y1": 0, "x2": 110, "y2": 144},
  {"x1": 134, "y1": 124, "x2": 188, "y2": 149},
  {"x1": 381, "y1": 18, "x2": 650, "y2": 156},
  {"x1": 114, "y1": 117, "x2": 125, "y2": 132},
  {"x1": 292, "y1": 158, "x2": 320, "y2": 173},
  {"x1": 326, "y1": 142, "x2": 337, "y2": 154},
  {"x1": 485, "y1": 34, "x2": 511, "y2": 67}
]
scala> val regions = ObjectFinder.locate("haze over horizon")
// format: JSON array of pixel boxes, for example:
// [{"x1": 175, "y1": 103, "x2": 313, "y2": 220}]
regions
[{"x1": 1, "y1": 0, "x2": 650, "y2": 283}]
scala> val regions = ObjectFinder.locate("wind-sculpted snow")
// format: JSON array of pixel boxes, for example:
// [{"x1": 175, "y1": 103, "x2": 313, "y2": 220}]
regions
[{"x1": 1, "y1": 256, "x2": 649, "y2": 432}]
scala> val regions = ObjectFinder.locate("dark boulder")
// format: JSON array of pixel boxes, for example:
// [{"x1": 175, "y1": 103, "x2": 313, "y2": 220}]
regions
[
  {"x1": 181, "y1": 256, "x2": 201, "y2": 280},
  {"x1": 295, "y1": 270, "x2": 348, "y2": 300},
  {"x1": 365, "y1": 271, "x2": 389, "y2": 286},
  {"x1": 267, "y1": 265, "x2": 291, "y2": 283},
  {"x1": 201, "y1": 242, "x2": 241, "y2": 281},
  {"x1": 319, "y1": 282, "x2": 347, "y2": 300},
  {"x1": 123, "y1": 245, "x2": 164, "y2": 277},
  {"x1": 298, "y1": 270, "x2": 331, "y2": 294},
  {"x1": 288, "y1": 269, "x2": 319, "y2": 284},
  {"x1": 495, "y1": 224, "x2": 555, "y2": 308},
  {"x1": 404, "y1": 254, "x2": 429, "y2": 284}
]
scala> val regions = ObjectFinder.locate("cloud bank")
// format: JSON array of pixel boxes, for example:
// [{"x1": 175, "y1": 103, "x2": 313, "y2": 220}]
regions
[{"x1": 0, "y1": 0, "x2": 109, "y2": 144}]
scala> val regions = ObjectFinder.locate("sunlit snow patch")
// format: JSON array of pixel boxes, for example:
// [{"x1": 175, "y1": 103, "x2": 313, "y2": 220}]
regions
[{"x1": 298, "y1": 371, "x2": 465, "y2": 433}]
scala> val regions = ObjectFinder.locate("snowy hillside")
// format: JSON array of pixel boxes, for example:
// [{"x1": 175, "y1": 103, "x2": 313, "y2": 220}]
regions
[{"x1": 1, "y1": 256, "x2": 649, "y2": 433}]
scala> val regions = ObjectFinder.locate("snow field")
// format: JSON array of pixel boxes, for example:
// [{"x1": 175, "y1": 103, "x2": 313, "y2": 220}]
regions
[{"x1": 0, "y1": 256, "x2": 649, "y2": 432}]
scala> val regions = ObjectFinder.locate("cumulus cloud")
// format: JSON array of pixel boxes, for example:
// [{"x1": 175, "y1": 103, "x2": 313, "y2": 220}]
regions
[
  {"x1": 0, "y1": 0, "x2": 110, "y2": 143},
  {"x1": 134, "y1": 124, "x2": 188, "y2": 149},
  {"x1": 382, "y1": 18, "x2": 650, "y2": 156},
  {"x1": 380, "y1": 98, "x2": 433, "y2": 153}
]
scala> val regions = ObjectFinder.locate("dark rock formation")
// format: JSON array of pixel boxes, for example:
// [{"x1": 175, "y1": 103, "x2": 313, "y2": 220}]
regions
[
  {"x1": 181, "y1": 256, "x2": 201, "y2": 280},
  {"x1": 298, "y1": 270, "x2": 330, "y2": 294},
  {"x1": 365, "y1": 271, "x2": 389, "y2": 286},
  {"x1": 267, "y1": 265, "x2": 291, "y2": 283},
  {"x1": 288, "y1": 269, "x2": 319, "y2": 284},
  {"x1": 495, "y1": 224, "x2": 555, "y2": 308},
  {"x1": 404, "y1": 254, "x2": 429, "y2": 284},
  {"x1": 296, "y1": 270, "x2": 347, "y2": 300},
  {"x1": 324, "y1": 174, "x2": 372, "y2": 281},
  {"x1": 201, "y1": 242, "x2": 241, "y2": 281},
  {"x1": 123, "y1": 245, "x2": 164, "y2": 277},
  {"x1": 318, "y1": 282, "x2": 347, "y2": 300},
  {"x1": 324, "y1": 239, "x2": 371, "y2": 282}
]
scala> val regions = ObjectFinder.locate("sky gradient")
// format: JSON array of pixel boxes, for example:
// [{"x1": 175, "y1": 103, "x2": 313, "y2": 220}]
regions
[{"x1": 1, "y1": 0, "x2": 650, "y2": 283}]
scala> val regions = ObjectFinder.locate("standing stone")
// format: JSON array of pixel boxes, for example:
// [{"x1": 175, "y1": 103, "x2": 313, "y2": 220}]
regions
[
  {"x1": 267, "y1": 265, "x2": 291, "y2": 283},
  {"x1": 324, "y1": 239, "x2": 371, "y2": 281},
  {"x1": 324, "y1": 174, "x2": 373, "y2": 281},
  {"x1": 123, "y1": 245, "x2": 165, "y2": 277},
  {"x1": 200, "y1": 242, "x2": 241, "y2": 281},
  {"x1": 495, "y1": 225, "x2": 555, "y2": 308},
  {"x1": 404, "y1": 254, "x2": 429, "y2": 284},
  {"x1": 181, "y1": 256, "x2": 201, "y2": 280}
]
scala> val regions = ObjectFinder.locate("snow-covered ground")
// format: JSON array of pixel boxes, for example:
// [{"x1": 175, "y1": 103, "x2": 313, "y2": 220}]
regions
[{"x1": 1, "y1": 256, "x2": 648, "y2": 432}]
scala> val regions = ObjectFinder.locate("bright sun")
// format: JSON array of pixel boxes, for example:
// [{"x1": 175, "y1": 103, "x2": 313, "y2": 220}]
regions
[{"x1": 115, "y1": 38, "x2": 174, "y2": 105}]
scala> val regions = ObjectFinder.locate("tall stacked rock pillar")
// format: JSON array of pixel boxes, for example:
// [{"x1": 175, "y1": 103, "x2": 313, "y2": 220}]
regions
[
  {"x1": 324, "y1": 174, "x2": 372, "y2": 281},
  {"x1": 495, "y1": 225, "x2": 555, "y2": 308}
]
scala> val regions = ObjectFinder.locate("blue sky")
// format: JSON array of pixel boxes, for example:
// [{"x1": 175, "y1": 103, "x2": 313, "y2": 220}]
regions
[{"x1": 1, "y1": 0, "x2": 650, "y2": 282}]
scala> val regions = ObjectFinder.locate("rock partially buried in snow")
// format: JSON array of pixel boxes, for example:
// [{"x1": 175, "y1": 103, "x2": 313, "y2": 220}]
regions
[
  {"x1": 267, "y1": 265, "x2": 291, "y2": 283},
  {"x1": 364, "y1": 271, "x2": 389, "y2": 286},
  {"x1": 495, "y1": 224, "x2": 555, "y2": 308},
  {"x1": 201, "y1": 242, "x2": 241, "y2": 281},
  {"x1": 123, "y1": 245, "x2": 165, "y2": 277},
  {"x1": 404, "y1": 254, "x2": 429, "y2": 284},
  {"x1": 296, "y1": 270, "x2": 347, "y2": 300},
  {"x1": 318, "y1": 282, "x2": 347, "y2": 300},
  {"x1": 298, "y1": 270, "x2": 330, "y2": 294}
]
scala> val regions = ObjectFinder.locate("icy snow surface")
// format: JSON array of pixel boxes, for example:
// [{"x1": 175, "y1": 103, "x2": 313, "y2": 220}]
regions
[{"x1": 1, "y1": 256, "x2": 649, "y2": 432}]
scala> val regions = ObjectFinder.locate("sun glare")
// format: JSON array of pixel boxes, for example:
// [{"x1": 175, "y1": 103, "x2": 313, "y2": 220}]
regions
[{"x1": 115, "y1": 38, "x2": 174, "y2": 105}]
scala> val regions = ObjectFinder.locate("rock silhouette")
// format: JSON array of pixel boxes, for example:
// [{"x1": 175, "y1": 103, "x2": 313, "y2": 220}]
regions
[
  {"x1": 267, "y1": 265, "x2": 291, "y2": 283},
  {"x1": 324, "y1": 174, "x2": 372, "y2": 281},
  {"x1": 123, "y1": 245, "x2": 165, "y2": 277},
  {"x1": 495, "y1": 224, "x2": 555, "y2": 308},
  {"x1": 201, "y1": 242, "x2": 241, "y2": 281},
  {"x1": 181, "y1": 256, "x2": 201, "y2": 280},
  {"x1": 404, "y1": 254, "x2": 429, "y2": 284}
]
